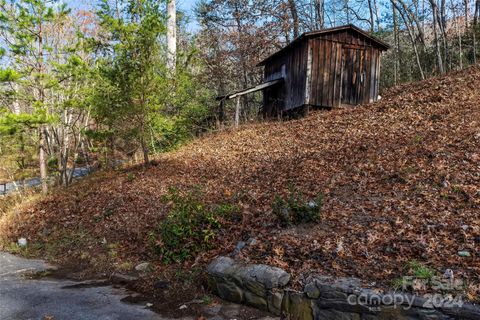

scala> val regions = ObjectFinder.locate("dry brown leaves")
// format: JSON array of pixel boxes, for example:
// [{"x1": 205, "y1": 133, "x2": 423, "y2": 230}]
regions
[{"x1": 2, "y1": 66, "x2": 479, "y2": 291}]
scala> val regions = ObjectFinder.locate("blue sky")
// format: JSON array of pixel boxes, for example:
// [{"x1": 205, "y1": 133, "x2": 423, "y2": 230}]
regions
[
  {"x1": 178, "y1": 0, "x2": 197, "y2": 12},
  {"x1": 68, "y1": 0, "x2": 197, "y2": 11},
  {"x1": 178, "y1": 0, "x2": 199, "y2": 31},
  {"x1": 68, "y1": 0, "x2": 199, "y2": 31}
]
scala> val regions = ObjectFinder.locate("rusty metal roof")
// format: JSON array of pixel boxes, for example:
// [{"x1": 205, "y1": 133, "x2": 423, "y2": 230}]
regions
[{"x1": 257, "y1": 24, "x2": 390, "y2": 66}]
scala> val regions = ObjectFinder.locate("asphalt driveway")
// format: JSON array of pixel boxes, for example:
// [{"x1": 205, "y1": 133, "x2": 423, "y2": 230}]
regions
[
  {"x1": 0, "y1": 252, "x2": 277, "y2": 320},
  {"x1": 0, "y1": 252, "x2": 163, "y2": 320}
]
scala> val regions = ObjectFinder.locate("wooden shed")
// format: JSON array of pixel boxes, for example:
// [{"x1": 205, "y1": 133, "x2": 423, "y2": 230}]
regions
[{"x1": 257, "y1": 24, "x2": 389, "y2": 116}]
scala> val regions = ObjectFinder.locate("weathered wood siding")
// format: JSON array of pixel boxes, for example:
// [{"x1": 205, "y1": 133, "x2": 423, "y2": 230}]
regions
[
  {"x1": 307, "y1": 29, "x2": 382, "y2": 108},
  {"x1": 263, "y1": 41, "x2": 309, "y2": 113},
  {"x1": 261, "y1": 26, "x2": 386, "y2": 115}
]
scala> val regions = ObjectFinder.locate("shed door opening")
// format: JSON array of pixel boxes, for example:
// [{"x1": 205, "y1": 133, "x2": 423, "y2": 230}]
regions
[
  {"x1": 340, "y1": 47, "x2": 366, "y2": 105},
  {"x1": 262, "y1": 81, "x2": 285, "y2": 118}
]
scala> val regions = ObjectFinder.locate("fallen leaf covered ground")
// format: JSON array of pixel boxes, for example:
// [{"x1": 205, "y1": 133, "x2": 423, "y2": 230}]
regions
[{"x1": 1, "y1": 66, "x2": 479, "y2": 297}]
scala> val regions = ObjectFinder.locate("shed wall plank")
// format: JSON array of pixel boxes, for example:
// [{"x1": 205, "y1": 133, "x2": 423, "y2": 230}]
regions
[{"x1": 263, "y1": 27, "x2": 385, "y2": 113}]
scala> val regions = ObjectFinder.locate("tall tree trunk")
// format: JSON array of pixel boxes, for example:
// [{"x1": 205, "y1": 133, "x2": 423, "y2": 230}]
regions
[
  {"x1": 287, "y1": 0, "x2": 299, "y2": 38},
  {"x1": 314, "y1": 0, "x2": 325, "y2": 29},
  {"x1": 12, "y1": 83, "x2": 20, "y2": 115},
  {"x1": 233, "y1": 4, "x2": 249, "y2": 118},
  {"x1": 12, "y1": 84, "x2": 26, "y2": 170},
  {"x1": 463, "y1": 0, "x2": 469, "y2": 31},
  {"x1": 452, "y1": 0, "x2": 463, "y2": 69},
  {"x1": 167, "y1": 0, "x2": 176, "y2": 72},
  {"x1": 39, "y1": 127, "x2": 48, "y2": 194},
  {"x1": 140, "y1": 135, "x2": 149, "y2": 165},
  {"x1": 392, "y1": 0, "x2": 426, "y2": 79},
  {"x1": 18, "y1": 134, "x2": 25, "y2": 169},
  {"x1": 38, "y1": 12, "x2": 47, "y2": 194},
  {"x1": 368, "y1": 0, "x2": 375, "y2": 32},
  {"x1": 474, "y1": 0, "x2": 480, "y2": 25},
  {"x1": 344, "y1": 0, "x2": 351, "y2": 24},
  {"x1": 439, "y1": 0, "x2": 449, "y2": 69},
  {"x1": 397, "y1": 0, "x2": 426, "y2": 44},
  {"x1": 422, "y1": 0, "x2": 426, "y2": 34},
  {"x1": 81, "y1": 140, "x2": 91, "y2": 171},
  {"x1": 429, "y1": 0, "x2": 445, "y2": 73},
  {"x1": 393, "y1": 0, "x2": 399, "y2": 85},
  {"x1": 373, "y1": 0, "x2": 381, "y2": 30}
]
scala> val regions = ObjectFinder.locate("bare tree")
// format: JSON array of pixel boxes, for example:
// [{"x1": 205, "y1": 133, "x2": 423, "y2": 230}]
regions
[
  {"x1": 367, "y1": 0, "x2": 375, "y2": 32},
  {"x1": 464, "y1": 0, "x2": 469, "y2": 31},
  {"x1": 37, "y1": 8, "x2": 48, "y2": 194},
  {"x1": 429, "y1": 0, "x2": 445, "y2": 73},
  {"x1": 392, "y1": 0, "x2": 399, "y2": 84},
  {"x1": 313, "y1": 0, "x2": 325, "y2": 29},
  {"x1": 287, "y1": 0, "x2": 300, "y2": 38},
  {"x1": 451, "y1": 0, "x2": 463, "y2": 69},
  {"x1": 391, "y1": 0, "x2": 426, "y2": 79},
  {"x1": 475, "y1": 0, "x2": 480, "y2": 25}
]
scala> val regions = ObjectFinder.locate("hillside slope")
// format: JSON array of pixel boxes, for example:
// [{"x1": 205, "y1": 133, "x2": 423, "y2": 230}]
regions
[{"x1": 1, "y1": 67, "x2": 479, "y2": 291}]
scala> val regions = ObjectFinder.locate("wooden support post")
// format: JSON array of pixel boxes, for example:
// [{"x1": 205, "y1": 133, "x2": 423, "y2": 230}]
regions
[{"x1": 234, "y1": 97, "x2": 240, "y2": 128}]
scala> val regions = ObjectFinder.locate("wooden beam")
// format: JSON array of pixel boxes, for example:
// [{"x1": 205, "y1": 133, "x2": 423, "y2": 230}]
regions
[
  {"x1": 234, "y1": 97, "x2": 240, "y2": 128},
  {"x1": 216, "y1": 78, "x2": 284, "y2": 101}
]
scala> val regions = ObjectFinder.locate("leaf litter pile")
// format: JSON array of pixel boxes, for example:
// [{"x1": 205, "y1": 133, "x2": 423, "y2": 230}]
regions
[{"x1": 1, "y1": 67, "x2": 479, "y2": 298}]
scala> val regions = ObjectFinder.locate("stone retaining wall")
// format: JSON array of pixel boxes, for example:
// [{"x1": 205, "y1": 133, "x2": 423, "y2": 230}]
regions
[{"x1": 207, "y1": 256, "x2": 480, "y2": 320}]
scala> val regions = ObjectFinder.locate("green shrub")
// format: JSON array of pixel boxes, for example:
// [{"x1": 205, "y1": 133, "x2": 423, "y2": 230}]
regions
[
  {"x1": 406, "y1": 260, "x2": 435, "y2": 280},
  {"x1": 47, "y1": 157, "x2": 58, "y2": 171},
  {"x1": 126, "y1": 173, "x2": 136, "y2": 182},
  {"x1": 391, "y1": 277, "x2": 406, "y2": 290},
  {"x1": 150, "y1": 188, "x2": 238, "y2": 264},
  {"x1": 272, "y1": 186, "x2": 323, "y2": 226}
]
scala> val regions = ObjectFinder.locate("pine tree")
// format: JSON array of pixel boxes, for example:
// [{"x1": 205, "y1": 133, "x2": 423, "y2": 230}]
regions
[
  {"x1": 92, "y1": 0, "x2": 166, "y2": 165},
  {"x1": 0, "y1": 0, "x2": 72, "y2": 193}
]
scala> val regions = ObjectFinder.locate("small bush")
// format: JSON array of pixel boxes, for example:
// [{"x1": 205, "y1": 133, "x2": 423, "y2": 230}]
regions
[
  {"x1": 126, "y1": 173, "x2": 136, "y2": 182},
  {"x1": 272, "y1": 187, "x2": 323, "y2": 226},
  {"x1": 407, "y1": 260, "x2": 435, "y2": 280},
  {"x1": 391, "y1": 277, "x2": 405, "y2": 290},
  {"x1": 150, "y1": 188, "x2": 238, "y2": 264}
]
